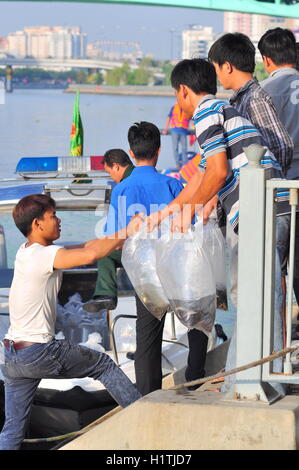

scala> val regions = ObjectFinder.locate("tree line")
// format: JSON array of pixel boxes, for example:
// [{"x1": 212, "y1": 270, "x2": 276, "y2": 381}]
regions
[{"x1": 0, "y1": 60, "x2": 267, "y2": 87}]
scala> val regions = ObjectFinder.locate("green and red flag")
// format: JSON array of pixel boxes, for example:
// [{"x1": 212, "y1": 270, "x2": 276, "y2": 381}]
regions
[{"x1": 70, "y1": 91, "x2": 84, "y2": 156}]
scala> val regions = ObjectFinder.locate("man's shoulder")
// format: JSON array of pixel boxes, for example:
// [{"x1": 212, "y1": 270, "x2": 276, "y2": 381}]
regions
[
  {"x1": 260, "y1": 75, "x2": 275, "y2": 91},
  {"x1": 160, "y1": 172, "x2": 183, "y2": 186},
  {"x1": 247, "y1": 82, "x2": 274, "y2": 107},
  {"x1": 111, "y1": 174, "x2": 135, "y2": 195},
  {"x1": 260, "y1": 71, "x2": 298, "y2": 89}
]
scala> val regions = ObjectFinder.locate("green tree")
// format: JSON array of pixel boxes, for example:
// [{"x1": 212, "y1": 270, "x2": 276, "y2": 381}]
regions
[
  {"x1": 128, "y1": 67, "x2": 152, "y2": 85},
  {"x1": 86, "y1": 72, "x2": 104, "y2": 85},
  {"x1": 161, "y1": 62, "x2": 173, "y2": 86},
  {"x1": 254, "y1": 62, "x2": 268, "y2": 82},
  {"x1": 105, "y1": 63, "x2": 131, "y2": 86},
  {"x1": 75, "y1": 70, "x2": 88, "y2": 84}
]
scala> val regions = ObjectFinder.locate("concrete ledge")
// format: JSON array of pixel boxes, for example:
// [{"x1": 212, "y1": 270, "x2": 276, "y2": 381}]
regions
[{"x1": 60, "y1": 390, "x2": 299, "y2": 450}]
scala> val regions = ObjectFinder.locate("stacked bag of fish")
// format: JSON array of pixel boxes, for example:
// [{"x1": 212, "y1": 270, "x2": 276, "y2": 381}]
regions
[{"x1": 121, "y1": 214, "x2": 227, "y2": 337}]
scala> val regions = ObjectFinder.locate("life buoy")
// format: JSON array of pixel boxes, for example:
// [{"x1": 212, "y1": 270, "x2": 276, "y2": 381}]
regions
[{"x1": 0, "y1": 225, "x2": 8, "y2": 269}]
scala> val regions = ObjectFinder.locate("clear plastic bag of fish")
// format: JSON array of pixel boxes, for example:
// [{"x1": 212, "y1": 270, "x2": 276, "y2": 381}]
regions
[
  {"x1": 121, "y1": 222, "x2": 170, "y2": 320},
  {"x1": 156, "y1": 219, "x2": 216, "y2": 336},
  {"x1": 198, "y1": 218, "x2": 228, "y2": 310}
]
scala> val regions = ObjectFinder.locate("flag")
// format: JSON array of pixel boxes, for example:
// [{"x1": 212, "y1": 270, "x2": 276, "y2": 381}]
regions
[
  {"x1": 70, "y1": 91, "x2": 83, "y2": 156},
  {"x1": 70, "y1": 91, "x2": 90, "y2": 182}
]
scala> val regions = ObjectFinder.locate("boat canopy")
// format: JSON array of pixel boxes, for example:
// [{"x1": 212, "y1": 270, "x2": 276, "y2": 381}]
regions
[{"x1": 0, "y1": 157, "x2": 113, "y2": 213}]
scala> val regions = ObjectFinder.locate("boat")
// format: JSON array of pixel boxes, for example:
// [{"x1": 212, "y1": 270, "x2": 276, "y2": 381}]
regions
[{"x1": 0, "y1": 156, "x2": 230, "y2": 450}]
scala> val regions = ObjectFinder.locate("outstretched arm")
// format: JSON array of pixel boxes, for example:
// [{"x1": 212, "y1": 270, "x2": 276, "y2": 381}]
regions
[
  {"x1": 147, "y1": 152, "x2": 228, "y2": 231},
  {"x1": 53, "y1": 216, "x2": 143, "y2": 270}
]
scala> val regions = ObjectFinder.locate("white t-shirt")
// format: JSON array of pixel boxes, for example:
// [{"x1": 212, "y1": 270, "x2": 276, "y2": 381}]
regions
[{"x1": 6, "y1": 242, "x2": 63, "y2": 343}]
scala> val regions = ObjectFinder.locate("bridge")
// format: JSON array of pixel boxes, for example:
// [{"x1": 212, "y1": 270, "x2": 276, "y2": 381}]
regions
[
  {"x1": 2, "y1": 0, "x2": 299, "y2": 19},
  {"x1": 0, "y1": 57, "x2": 132, "y2": 71}
]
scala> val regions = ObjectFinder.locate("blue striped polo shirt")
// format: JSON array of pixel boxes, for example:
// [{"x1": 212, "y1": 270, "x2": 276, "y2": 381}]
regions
[{"x1": 193, "y1": 95, "x2": 284, "y2": 232}]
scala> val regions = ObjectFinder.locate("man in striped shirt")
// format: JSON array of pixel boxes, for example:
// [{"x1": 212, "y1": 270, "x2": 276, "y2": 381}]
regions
[
  {"x1": 147, "y1": 58, "x2": 285, "y2": 395},
  {"x1": 209, "y1": 32, "x2": 296, "y2": 340},
  {"x1": 149, "y1": 58, "x2": 283, "y2": 234}
]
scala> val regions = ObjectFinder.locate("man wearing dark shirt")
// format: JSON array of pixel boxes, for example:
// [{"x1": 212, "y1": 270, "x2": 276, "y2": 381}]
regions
[
  {"x1": 208, "y1": 32, "x2": 293, "y2": 177},
  {"x1": 84, "y1": 149, "x2": 135, "y2": 313}
]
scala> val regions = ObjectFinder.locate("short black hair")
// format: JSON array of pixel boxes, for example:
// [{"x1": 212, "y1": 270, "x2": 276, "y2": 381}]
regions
[
  {"x1": 127, "y1": 121, "x2": 160, "y2": 160},
  {"x1": 208, "y1": 33, "x2": 255, "y2": 73},
  {"x1": 13, "y1": 193, "x2": 56, "y2": 237},
  {"x1": 171, "y1": 58, "x2": 217, "y2": 95},
  {"x1": 103, "y1": 149, "x2": 132, "y2": 168},
  {"x1": 258, "y1": 28, "x2": 297, "y2": 66}
]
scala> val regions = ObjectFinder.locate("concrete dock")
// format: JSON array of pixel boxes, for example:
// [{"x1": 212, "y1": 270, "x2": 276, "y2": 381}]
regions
[{"x1": 60, "y1": 389, "x2": 299, "y2": 450}]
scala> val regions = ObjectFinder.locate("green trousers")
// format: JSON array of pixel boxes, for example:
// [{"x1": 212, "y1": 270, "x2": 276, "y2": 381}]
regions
[{"x1": 93, "y1": 249, "x2": 122, "y2": 298}]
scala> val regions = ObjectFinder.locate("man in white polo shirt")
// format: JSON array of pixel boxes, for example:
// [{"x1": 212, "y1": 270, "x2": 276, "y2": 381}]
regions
[{"x1": 0, "y1": 193, "x2": 141, "y2": 450}]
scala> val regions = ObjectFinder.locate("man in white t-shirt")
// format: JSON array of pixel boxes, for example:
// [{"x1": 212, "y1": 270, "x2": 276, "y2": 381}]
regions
[{"x1": 0, "y1": 193, "x2": 142, "y2": 450}]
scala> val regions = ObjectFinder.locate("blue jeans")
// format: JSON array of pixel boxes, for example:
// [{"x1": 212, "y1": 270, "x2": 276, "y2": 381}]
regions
[
  {"x1": 0, "y1": 339, "x2": 141, "y2": 450},
  {"x1": 171, "y1": 131, "x2": 188, "y2": 168},
  {"x1": 276, "y1": 213, "x2": 299, "y2": 304}
]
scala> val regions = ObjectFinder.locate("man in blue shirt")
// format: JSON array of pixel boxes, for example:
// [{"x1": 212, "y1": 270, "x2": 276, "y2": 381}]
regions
[
  {"x1": 105, "y1": 121, "x2": 209, "y2": 395},
  {"x1": 83, "y1": 148, "x2": 135, "y2": 313}
]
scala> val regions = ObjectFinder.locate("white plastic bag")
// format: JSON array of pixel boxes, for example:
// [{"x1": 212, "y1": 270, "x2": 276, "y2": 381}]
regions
[
  {"x1": 121, "y1": 223, "x2": 170, "y2": 320},
  {"x1": 199, "y1": 219, "x2": 228, "y2": 310},
  {"x1": 156, "y1": 219, "x2": 216, "y2": 336}
]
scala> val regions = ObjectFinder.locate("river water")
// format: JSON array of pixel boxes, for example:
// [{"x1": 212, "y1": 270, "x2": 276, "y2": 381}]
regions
[
  {"x1": 0, "y1": 89, "x2": 235, "y2": 337},
  {"x1": 0, "y1": 89, "x2": 178, "y2": 177},
  {"x1": 0, "y1": 89, "x2": 181, "y2": 265}
]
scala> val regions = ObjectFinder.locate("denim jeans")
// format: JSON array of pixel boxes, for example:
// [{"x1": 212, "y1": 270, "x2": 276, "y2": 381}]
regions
[
  {"x1": 170, "y1": 131, "x2": 188, "y2": 168},
  {"x1": 0, "y1": 339, "x2": 141, "y2": 450},
  {"x1": 276, "y1": 212, "x2": 299, "y2": 303},
  {"x1": 222, "y1": 221, "x2": 285, "y2": 396}
]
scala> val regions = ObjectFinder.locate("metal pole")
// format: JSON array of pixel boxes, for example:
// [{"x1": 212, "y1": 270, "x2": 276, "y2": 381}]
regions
[
  {"x1": 284, "y1": 189, "x2": 298, "y2": 374},
  {"x1": 224, "y1": 144, "x2": 280, "y2": 404}
]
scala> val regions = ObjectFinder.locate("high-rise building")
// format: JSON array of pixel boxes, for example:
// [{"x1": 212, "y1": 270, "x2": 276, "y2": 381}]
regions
[
  {"x1": 5, "y1": 26, "x2": 87, "y2": 59},
  {"x1": 224, "y1": 12, "x2": 298, "y2": 41},
  {"x1": 224, "y1": 12, "x2": 299, "y2": 61},
  {"x1": 0, "y1": 37, "x2": 8, "y2": 52},
  {"x1": 182, "y1": 26, "x2": 215, "y2": 59},
  {"x1": 7, "y1": 31, "x2": 27, "y2": 57}
]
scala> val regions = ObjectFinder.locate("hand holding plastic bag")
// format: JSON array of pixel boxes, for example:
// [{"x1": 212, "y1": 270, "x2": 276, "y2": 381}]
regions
[
  {"x1": 156, "y1": 219, "x2": 216, "y2": 336},
  {"x1": 121, "y1": 222, "x2": 170, "y2": 320}
]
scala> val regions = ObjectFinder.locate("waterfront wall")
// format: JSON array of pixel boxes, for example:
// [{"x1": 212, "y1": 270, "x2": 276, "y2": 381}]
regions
[{"x1": 64, "y1": 84, "x2": 232, "y2": 99}]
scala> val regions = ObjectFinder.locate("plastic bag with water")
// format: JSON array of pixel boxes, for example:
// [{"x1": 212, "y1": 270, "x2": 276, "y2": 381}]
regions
[
  {"x1": 198, "y1": 218, "x2": 228, "y2": 310},
  {"x1": 121, "y1": 222, "x2": 170, "y2": 320},
  {"x1": 156, "y1": 218, "x2": 216, "y2": 336}
]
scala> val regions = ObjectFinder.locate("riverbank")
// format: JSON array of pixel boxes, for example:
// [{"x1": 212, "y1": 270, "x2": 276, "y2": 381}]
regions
[
  {"x1": 64, "y1": 84, "x2": 232, "y2": 99},
  {"x1": 65, "y1": 84, "x2": 174, "y2": 96}
]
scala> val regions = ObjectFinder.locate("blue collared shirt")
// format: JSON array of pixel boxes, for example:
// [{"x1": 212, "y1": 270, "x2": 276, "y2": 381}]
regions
[{"x1": 105, "y1": 165, "x2": 183, "y2": 235}]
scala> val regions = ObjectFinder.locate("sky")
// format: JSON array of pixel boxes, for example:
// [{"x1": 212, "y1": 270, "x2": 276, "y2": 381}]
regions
[{"x1": 0, "y1": 1, "x2": 224, "y2": 59}]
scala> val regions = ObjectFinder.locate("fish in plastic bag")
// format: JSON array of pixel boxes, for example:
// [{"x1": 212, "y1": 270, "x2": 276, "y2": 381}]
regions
[
  {"x1": 121, "y1": 222, "x2": 170, "y2": 320},
  {"x1": 156, "y1": 219, "x2": 216, "y2": 336},
  {"x1": 198, "y1": 219, "x2": 228, "y2": 310}
]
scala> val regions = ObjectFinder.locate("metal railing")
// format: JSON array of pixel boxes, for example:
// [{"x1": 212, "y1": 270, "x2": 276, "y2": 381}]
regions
[
  {"x1": 263, "y1": 179, "x2": 299, "y2": 385},
  {"x1": 225, "y1": 145, "x2": 299, "y2": 404}
]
